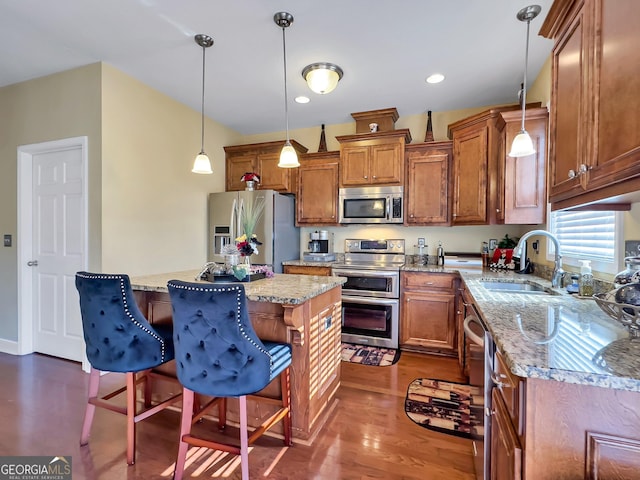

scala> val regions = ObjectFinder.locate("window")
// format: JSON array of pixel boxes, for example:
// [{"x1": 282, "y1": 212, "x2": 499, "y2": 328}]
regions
[{"x1": 549, "y1": 209, "x2": 622, "y2": 274}]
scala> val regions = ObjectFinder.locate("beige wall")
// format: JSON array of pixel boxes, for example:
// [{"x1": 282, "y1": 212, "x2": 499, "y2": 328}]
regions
[
  {"x1": 100, "y1": 65, "x2": 241, "y2": 275},
  {"x1": 0, "y1": 64, "x2": 102, "y2": 341}
]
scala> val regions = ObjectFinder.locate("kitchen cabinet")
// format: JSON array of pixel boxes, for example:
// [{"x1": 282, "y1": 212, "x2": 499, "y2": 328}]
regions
[
  {"x1": 336, "y1": 130, "x2": 411, "y2": 187},
  {"x1": 405, "y1": 141, "x2": 452, "y2": 226},
  {"x1": 497, "y1": 108, "x2": 548, "y2": 225},
  {"x1": 296, "y1": 151, "x2": 339, "y2": 225},
  {"x1": 490, "y1": 389, "x2": 522, "y2": 480},
  {"x1": 447, "y1": 104, "x2": 544, "y2": 225},
  {"x1": 283, "y1": 265, "x2": 332, "y2": 276},
  {"x1": 400, "y1": 272, "x2": 458, "y2": 355},
  {"x1": 541, "y1": 0, "x2": 640, "y2": 210},
  {"x1": 224, "y1": 140, "x2": 308, "y2": 193}
]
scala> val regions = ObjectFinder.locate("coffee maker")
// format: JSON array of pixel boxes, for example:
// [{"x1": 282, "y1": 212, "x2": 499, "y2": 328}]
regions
[{"x1": 303, "y1": 231, "x2": 336, "y2": 261}]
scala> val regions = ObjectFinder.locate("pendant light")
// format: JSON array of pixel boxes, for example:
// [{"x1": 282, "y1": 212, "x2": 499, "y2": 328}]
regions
[
  {"x1": 302, "y1": 62, "x2": 343, "y2": 94},
  {"x1": 508, "y1": 5, "x2": 541, "y2": 158},
  {"x1": 192, "y1": 34, "x2": 214, "y2": 174},
  {"x1": 274, "y1": 12, "x2": 299, "y2": 168}
]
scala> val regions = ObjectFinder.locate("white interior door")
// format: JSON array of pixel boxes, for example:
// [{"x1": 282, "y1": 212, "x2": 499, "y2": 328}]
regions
[{"x1": 18, "y1": 137, "x2": 88, "y2": 362}]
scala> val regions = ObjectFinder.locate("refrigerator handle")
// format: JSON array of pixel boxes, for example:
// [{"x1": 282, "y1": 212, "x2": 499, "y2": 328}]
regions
[{"x1": 230, "y1": 198, "x2": 238, "y2": 240}]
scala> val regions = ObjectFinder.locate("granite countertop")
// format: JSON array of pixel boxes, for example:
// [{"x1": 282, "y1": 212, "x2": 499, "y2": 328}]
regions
[
  {"x1": 460, "y1": 270, "x2": 640, "y2": 392},
  {"x1": 130, "y1": 270, "x2": 346, "y2": 305}
]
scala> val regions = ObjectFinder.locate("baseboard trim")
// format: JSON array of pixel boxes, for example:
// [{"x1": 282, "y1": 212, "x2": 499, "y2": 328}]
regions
[{"x1": 0, "y1": 338, "x2": 20, "y2": 355}]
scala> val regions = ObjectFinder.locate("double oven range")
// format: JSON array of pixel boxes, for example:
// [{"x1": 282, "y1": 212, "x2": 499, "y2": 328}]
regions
[{"x1": 331, "y1": 239, "x2": 405, "y2": 349}]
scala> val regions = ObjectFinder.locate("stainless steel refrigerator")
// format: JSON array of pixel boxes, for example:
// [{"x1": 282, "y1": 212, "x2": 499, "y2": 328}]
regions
[{"x1": 208, "y1": 190, "x2": 299, "y2": 273}]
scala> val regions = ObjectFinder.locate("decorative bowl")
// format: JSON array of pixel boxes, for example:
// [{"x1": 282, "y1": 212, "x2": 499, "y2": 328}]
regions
[{"x1": 593, "y1": 292, "x2": 640, "y2": 337}]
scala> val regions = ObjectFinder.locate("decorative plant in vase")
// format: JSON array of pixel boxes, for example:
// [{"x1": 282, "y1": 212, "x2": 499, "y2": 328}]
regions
[
  {"x1": 240, "y1": 172, "x2": 261, "y2": 191},
  {"x1": 233, "y1": 196, "x2": 265, "y2": 280}
]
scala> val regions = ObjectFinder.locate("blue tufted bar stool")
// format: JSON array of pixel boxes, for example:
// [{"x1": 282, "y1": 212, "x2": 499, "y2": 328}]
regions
[
  {"x1": 75, "y1": 271, "x2": 182, "y2": 465},
  {"x1": 167, "y1": 280, "x2": 292, "y2": 480}
]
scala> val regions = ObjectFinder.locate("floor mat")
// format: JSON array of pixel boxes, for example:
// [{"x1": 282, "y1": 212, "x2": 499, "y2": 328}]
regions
[
  {"x1": 341, "y1": 342, "x2": 401, "y2": 367},
  {"x1": 404, "y1": 378, "x2": 484, "y2": 439}
]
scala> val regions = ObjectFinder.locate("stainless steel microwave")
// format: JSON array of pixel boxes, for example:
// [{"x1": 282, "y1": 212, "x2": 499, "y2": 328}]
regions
[{"x1": 338, "y1": 185, "x2": 404, "y2": 224}]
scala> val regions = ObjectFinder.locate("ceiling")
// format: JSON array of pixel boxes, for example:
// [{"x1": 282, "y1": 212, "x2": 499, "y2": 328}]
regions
[{"x1": 0, "y1": 0, "x2": 555, "y2": 136}]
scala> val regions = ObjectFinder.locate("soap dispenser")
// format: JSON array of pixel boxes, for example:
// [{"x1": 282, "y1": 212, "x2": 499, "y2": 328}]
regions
[
  {"x1": 579, "y1": 260, "x2": 594, "y2": 296},
  {"x1": 437, "y1": 241, "x2": 445, "y2": 266}
]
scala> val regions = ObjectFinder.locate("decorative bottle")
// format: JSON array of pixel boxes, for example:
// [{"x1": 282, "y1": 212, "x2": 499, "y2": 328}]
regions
[
  {"x1": 578, "y1": 260, "x2": 594, "y2": 296},
  {"x1": 424, "y1": 110, "x2": 434, "y2": 142},
  {"x1": 437, "y1": 241, "x2": 445, "y2": 266},
  {"x1": 318, "y1": 124, "x2": 327, "y2": 152}
]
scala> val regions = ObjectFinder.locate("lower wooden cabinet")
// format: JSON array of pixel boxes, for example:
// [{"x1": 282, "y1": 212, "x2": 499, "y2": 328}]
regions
[
  {"x1": 491, "y1": 388, "x2": 522, "y2": 480},
  {"x1": 283, "y1": 265, "x2": 332, "y2": 276},
  {"x1": 400, "y1": 272, "x2": 458, "y2": 355}
]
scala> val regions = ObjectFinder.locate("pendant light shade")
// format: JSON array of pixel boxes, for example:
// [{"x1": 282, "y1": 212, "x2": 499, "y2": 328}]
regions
[
  {"x1": 508, "y1": 5, "x2": 541, "y2": 158},
  {"x1": 302, "y1": 63, "x2": 343, "y2": 94},
  {"x1": 192, "y1": 34, "x2": 214, "y2": 174},
  {"x1": 274, "y1": 12, "x2": 299, "y2": 168}
]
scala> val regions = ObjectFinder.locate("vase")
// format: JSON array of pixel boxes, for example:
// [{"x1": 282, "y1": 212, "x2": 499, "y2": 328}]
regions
[{"x1": 245, "y1": 180, "x2": 256, "y2": 191}]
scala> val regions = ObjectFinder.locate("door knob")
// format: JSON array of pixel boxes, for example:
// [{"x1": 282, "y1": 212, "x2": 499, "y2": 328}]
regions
[{"x1": 27, "y1": 260, "x2": 38, "y2": 266}]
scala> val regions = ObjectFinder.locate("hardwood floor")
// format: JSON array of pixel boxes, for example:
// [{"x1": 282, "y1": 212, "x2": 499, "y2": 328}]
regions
[{"x1": 0, "y1": 351, "x2": 475, "y2": 479}]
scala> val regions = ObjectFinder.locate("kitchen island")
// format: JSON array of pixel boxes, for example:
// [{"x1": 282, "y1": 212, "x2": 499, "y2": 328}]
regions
[{"x1": 130, "y1": 270, "x2": 346, "y2": 444}]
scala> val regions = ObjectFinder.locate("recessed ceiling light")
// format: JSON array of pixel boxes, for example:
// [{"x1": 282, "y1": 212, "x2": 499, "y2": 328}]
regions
[
  {"x1": 295, "y1": 96, "x2": 310, "y2": 104},
  {"x1": 426, "y1": 73, "x2": 445, "y2": 84}
]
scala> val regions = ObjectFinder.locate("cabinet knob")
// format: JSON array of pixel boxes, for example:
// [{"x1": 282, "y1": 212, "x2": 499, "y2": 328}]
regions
[
  {"x1": 568, "y1": 169, "x2": 576, "y2": 179},
  {"x1": 364, "y1": 175, "x2": 368, "y2": 179},
  {"x1": 579, "y1": 164, "x2": 588, "y2": 174},
  {"x1": 372, "y1": 175, "x2": 377, "y2": 179},
  {"x1": 496, "y1": 209, "x2": 500, "y2": 213},
  {"x1": 410, "y1": 214, "x2": 414, "y2": 218}
]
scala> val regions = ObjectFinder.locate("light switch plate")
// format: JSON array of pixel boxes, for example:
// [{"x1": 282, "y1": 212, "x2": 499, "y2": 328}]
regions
[
  {"x1": 624, "y1": 240, "x2": 640, "y2": 258},
  {"x1": 3, "y1": 234, "x2": 11, "y2": 247}
]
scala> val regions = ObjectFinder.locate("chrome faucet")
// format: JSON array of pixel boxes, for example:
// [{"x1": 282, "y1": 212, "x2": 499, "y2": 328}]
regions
[{"x1": 514, "y1": 230, "x2": 565, "y2": 288}]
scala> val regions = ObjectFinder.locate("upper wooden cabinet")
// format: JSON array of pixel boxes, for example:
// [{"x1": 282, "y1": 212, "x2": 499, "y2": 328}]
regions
[
  {"x1": 497, "y1": 108, "x2": 549, "y2": 225},
  {"x1": 447, "y1": 104, "x2": 546, "y2": 225},
  {"x1": 224, "y1": 140, "x2": 308, "y2": 193},
  {"x1": 296, "y1": 151, "x2": 340, "y2": 225},
  {"x1": 541, "y1": 0, "x2": 640, "y2": 209},
  {"x1": 405, "y1": 141, "x2": 452, "y2": 225},
  {"x1": 336, "y1": 130, "x2": 411, "y2": 187}
]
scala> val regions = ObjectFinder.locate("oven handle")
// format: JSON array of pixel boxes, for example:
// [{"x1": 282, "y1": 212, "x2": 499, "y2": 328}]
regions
[
  {"x1": 342, "y1": 295, "x2": 399, "y2": 306},
  {"x1": 332, "y1": 269, "x2": 399, "y2": 279},
  {"x1": 463, "y1": 315, "x2": 485, "y2": 347}
]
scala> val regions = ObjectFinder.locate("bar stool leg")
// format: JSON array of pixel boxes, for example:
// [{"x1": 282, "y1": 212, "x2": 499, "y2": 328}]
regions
[
  {"x1": 239, "y1": 395, "x2": 249, "y2": 480},
  {"x1": 174, "y1": 388, "x2": 194, "y2": 480},
  {"x1": 80, "y1": 368, "x2": 100, "y2": 446},
  {"x1": 126, "y1": 372, "x2": 136, "y2": 465}
]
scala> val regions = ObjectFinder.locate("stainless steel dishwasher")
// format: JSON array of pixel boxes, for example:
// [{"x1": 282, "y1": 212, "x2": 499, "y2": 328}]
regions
[{"x1": 463, "y1": 298, "x2": 494, "y2": 480}]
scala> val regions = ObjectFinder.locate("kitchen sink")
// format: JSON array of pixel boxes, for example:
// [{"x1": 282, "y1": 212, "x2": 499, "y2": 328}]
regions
[{"x1": 479, "y1": 280, "x2": 559, "y2": 295}]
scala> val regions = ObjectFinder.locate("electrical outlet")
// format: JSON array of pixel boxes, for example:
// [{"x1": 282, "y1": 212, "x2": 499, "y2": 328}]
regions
[
  {"x1": 417, "y1": 237, "x2": 425, "y2": 247},
  {"x1": 3, "y1": 234, "x2": 11, "y2": 247}
]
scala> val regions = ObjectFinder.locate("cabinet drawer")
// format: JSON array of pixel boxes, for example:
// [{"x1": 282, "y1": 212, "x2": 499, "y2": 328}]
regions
[
  {"x1": 283, "y1": 265, "x2": 332, "y2": 276},
  {"x1": 402, "y1": 272, "x2": 457, "y2": 291},
  {"x1": 493, "y1": 350, "x2": 523, "y2": 437}
]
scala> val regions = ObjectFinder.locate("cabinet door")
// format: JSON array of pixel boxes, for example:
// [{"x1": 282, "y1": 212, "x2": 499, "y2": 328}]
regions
[
  {"x1": 297, "y1": 159, "x2": 339, "y2": 225},
  {"x1": 502, "y1": 111, "x2": 548, "y2": 225},
  {"x1": 452, "y1": 126, "x2": 488, "y2": 224},
  {"x1": 257, "y1": 151, "x2": 291, "y2": 192},
  {"x1": 400, "y1": 290, "x2": 456, "y2": 353},
  {"x1": 586, "y1": 0, "x2": 640, "y2": 192},
  {"x1": 548, "y1": 6, "x2": 588, "y2": 202},
  {"x1": 406, "y1": 144, "x2": 451, "y2": 225},
  {"x1": 370, "y1": 142, "x2": 403, "y2": 185},
  {"x1": 226, "y1": 153, "x2": 255, "y2": 191},
  {"x1": 490, "y1": 389, "x2": 522, "y2": 480},
  {"x1": 341, "y1": 145, "x2": 370, "y2": 186}
]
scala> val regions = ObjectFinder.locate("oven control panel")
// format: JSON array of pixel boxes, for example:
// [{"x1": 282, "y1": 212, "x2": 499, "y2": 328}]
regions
[{"x1": 344, "y1": 239, "x2": 405, "y2": 254}]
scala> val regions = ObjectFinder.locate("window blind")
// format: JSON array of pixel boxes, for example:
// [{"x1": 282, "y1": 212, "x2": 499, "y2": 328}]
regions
[{"x1": 549, "y1": 210, "x2": 615, "y2": 262}]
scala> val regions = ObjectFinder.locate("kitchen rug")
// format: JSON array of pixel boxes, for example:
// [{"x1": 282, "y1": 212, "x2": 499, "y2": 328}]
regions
[
  {"x1": 341, "y1": 342, "x2": 401, "y2": 367},
  {"x1": 404, "y1": 378, "x2": 484, "y2": 439}
]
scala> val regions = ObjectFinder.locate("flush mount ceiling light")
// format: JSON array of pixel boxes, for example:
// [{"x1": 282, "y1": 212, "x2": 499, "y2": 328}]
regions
[
  {"x1": 302, "y1": 62, "x2": 344, "y2": 95},
  {"x1": 426, "y1": 73, "x2": 445, "y2": 84},
  {"x1": 274, "y1": 11, "x2": 299, "y2": 168},
  {"x1": 191, "y1": 34, "x2": 214, "y2": 174},
  {"x1": 509, "y1": 4, "x2": 541, "y2": 158}
]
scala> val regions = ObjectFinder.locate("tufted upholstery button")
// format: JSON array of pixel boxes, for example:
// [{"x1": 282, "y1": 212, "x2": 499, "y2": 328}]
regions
[
  {"x1": 247, "y1": 356, "x2": 253, "y2": 362},
  {"x1": 211, "y1": 327, "x2": 217, "y2": 334},
  {"x1": 229, "y1": 344, "x2": 237, "y2": 351},
  {"x1": 196, "y1": 310, "x2": 203, "y2": 317},
  {"x1": 199, "y1": 340, "x2": 205, "y2": 349}
]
